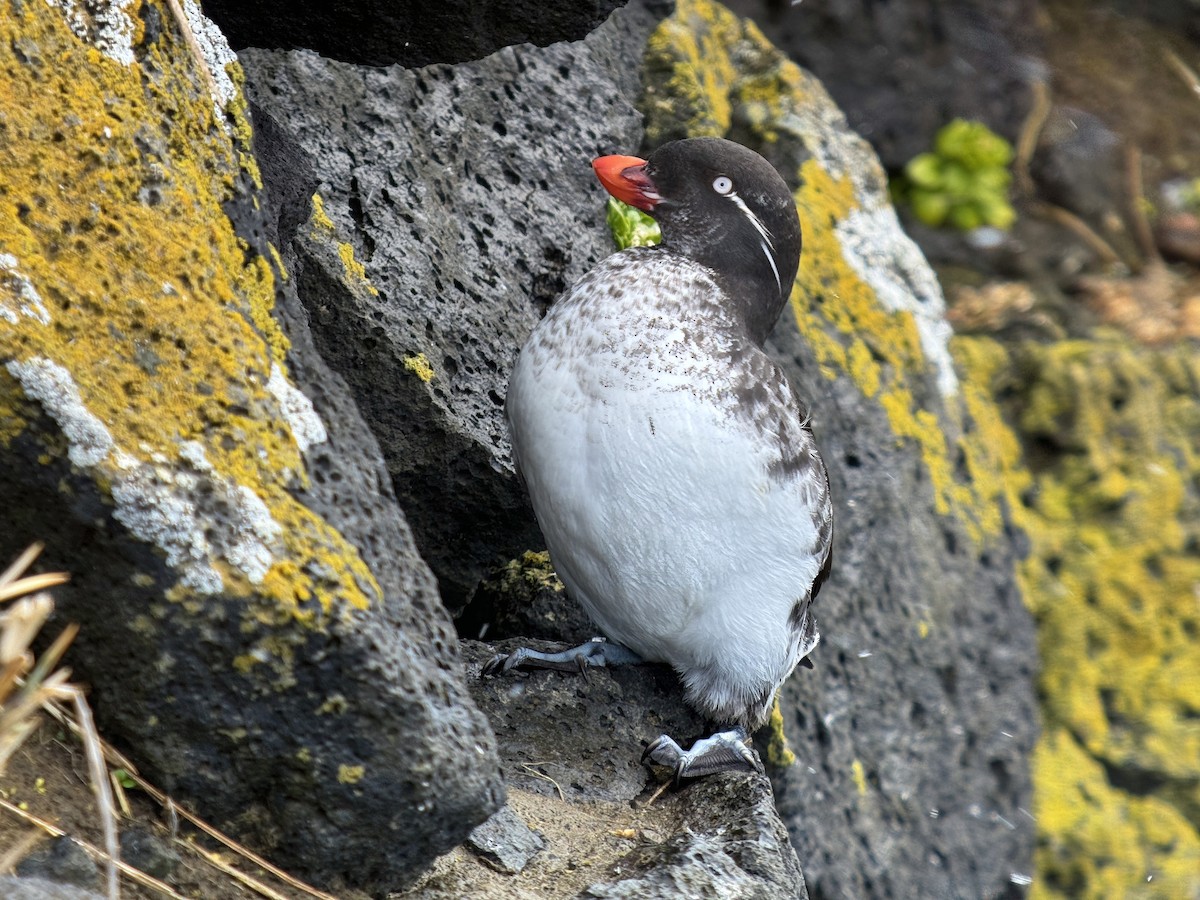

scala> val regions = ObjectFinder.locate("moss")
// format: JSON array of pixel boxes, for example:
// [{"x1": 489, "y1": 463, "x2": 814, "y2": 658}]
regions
[{"x1": 0, "y1": 1, "x2": 380, "y2": 678}]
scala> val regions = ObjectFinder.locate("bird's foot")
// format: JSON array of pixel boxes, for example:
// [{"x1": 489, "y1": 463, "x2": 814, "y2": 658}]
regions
[
  {"x1": 642, "y1": 726, "x2": 762, "y2": 783},
  {"x1": 481, "y1": 637, "x2": 643, "y2": 677}
]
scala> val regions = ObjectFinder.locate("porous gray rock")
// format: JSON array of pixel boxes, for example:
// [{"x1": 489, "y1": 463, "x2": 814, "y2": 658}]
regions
[
  {"x1": 240, "y1": 0, "x2": 671, "y2": 611},
  {"x1": 426, "y1": 640, "x2": 810, "y2": 899},
  {"x1": 466, "y1": 805, "x2": 547, "y2": 874},
  {"x1": 14, "y1": 838, "x2": 98, "y2": 889}
]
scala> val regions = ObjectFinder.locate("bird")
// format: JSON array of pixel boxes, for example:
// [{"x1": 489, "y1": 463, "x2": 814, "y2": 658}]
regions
[{"x1": 486, "y1": 137, "x2": 833, "y2": 781}]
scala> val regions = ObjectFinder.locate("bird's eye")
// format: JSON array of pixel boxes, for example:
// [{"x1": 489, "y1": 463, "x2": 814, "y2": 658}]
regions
[{"x1": 712, "y1": 176, "x2": 733, "y2": 195}]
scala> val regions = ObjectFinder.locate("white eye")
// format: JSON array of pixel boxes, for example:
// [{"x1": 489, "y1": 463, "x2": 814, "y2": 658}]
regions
[{"x1": 712, "y1": 175, "x2": 733, "y2": 195}]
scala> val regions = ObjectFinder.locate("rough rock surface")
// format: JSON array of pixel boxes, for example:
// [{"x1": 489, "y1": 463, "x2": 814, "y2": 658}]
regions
[
  {"x1": 0, "y1": 2, "x2": 500, "y2": 893},
  {"x1": 722, "y1": 0, "x2": 1041, "y2": 170},
  {"x1": 201, "y1": 0, "x2": 629, "y2": 67},
  {"x1": 402, "y1": 640, "x2": 809, "y2": 899},
  {"x1": 239, "y1": 0, "x2": 671, "y2": 610},
  {"x1": 638, "y1": 5, "x2": 1040, "y2": 897}
]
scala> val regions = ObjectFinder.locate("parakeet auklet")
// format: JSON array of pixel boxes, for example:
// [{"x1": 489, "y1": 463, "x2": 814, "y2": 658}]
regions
[{"x1": 487, "y1": 137, "x2": 833, "y2": 780}]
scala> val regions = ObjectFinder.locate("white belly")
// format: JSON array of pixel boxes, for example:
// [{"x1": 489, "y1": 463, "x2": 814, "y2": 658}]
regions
[{"x1": 507, "y1": 332, "x2": 822, "y2": 714}]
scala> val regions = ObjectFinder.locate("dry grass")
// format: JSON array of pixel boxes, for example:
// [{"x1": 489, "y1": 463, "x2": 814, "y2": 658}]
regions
[{"x1": 0, "y1": 544, "x2": 345, "y2": 900}]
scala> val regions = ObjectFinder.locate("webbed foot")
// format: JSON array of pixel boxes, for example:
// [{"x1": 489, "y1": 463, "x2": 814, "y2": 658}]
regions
[
  {"x1": 642, "y1": 726, "x2": 762, "y2": 783},
  {"x1": 481, "y1": 637, "x2": 642, "y2": 677}
]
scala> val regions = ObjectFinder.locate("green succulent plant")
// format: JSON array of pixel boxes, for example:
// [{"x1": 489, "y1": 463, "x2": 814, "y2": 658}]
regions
[
  {"x1": 896, "y1": 119, "x2": 1016, "y2": 232},
  {"x1": 606, "y1": 196, "x2": 661, "y2": 249}
]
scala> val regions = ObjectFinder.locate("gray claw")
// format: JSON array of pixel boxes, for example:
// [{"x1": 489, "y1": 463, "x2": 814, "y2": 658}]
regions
[{"x1": 642, "y1": 727, "x2": 762, "y2": 781}]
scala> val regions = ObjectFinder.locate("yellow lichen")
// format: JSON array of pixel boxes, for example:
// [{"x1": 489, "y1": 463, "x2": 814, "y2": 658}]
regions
[
  {"x1": 958, "y1": 335, "x2": 1200, "y2": 899},
  {"x1": 403, "y1": 353, "x2": 435, "y2": 383},
  {"x1": 0, "y1": 1, "x2": 380, "y2": 683},
  {"x1": 308, "y1": 194, "x2": 379, "y2": 295},
  {"x1": 763, "y1": 695, "x2": 797, "y2": 768},
  {"x1": 1033, "y1": 729, "x2": 1200, "y2": 899},
  {"x1": 851, "y1": 759, "x2": 868, "y2": 797},
  {"x1": 337, "y1": 764, "x2": 366, "y2": 785},
  {"x1": 310, "y1": 193, "x2": 337, "y2": 232}
]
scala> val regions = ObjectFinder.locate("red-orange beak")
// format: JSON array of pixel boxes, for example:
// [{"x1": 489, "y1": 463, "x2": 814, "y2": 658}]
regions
[{"x1": 592, "y1": 154, "x2": 661, "y2": 212}]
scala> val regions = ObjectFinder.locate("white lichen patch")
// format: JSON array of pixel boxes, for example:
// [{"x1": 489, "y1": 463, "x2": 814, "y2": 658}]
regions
[
  {"x1": 43, "y1": 0, "x2": 138, "y2": 66},
  {"x1": 7, "y1": 356, "x2": 283, "y2": 594},
  {"x1": 0, "y1": 253, "x2": 52, "y2": 325},
  {"x1": 183, "y1": 0, "x2": 238, "y2": 115},
  {"x1": 6, "y1": 357, "x2": 114, "y2": 466},
  {"x1": 111, "y1": 442, "x2": 282, "y2": 594},
  {"x1": 267, "y1": 363, "x2": 328, "y2": 453},
  {"x1": 836, "y1": 207, "x2": 958, "y2": 398},
  {"x1": 771, "y1": 69, "x2": 958, "y2": 398}
]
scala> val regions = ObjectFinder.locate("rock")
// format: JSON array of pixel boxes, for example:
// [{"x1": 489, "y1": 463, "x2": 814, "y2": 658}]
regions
[
  {"x1": 458, "y1": 551, "x2": 596, "y2": 644},
  {"x1": 1156, "y1": 210, "x2": 1200, "y2": 265},
  {"x1": 15, "y1": 837, "x2": 98, "y2": 889},
  {"x1": 400, "y1": 640, "x2": 809, "y2": 898},
  {"x1": 0, "y1": 876, "x2": 106, "y2": 900},
  {"x1": 238, "y1": 0, "x2": 671, "y2": 611},
  {"x1": 721, "y1": 0, "x2": 1041, "y2": 171},
  {"x1": 200, "y1": 0, "x2": 631, "y2": 67},
  {"x1": 641, "y1": 2, "x2": 1039, "y2": 897},
  {"x1": 119, "y1": 827, "x2": 182, "y2": 882},
  {"x1": 1031, "y1": 106, "x2": 1124, "y2": 225},
  {"x1": 0, "y1": 3, "x2": 500, "y2": 893},
  {"x1": 242, "y1": 0, "x2": 1040, "y2": 892},
  {"x1": 466, "y1": 805, "x2": 547, "y2": 874}
]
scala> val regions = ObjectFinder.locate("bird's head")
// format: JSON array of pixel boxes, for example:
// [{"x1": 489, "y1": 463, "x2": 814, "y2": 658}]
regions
[{"x1": 593, "y1": 137, "x2": 801, "y2": 340}]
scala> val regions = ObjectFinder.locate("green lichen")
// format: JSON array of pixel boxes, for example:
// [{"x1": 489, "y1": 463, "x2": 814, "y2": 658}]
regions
[{"x1": 0, "y1": 1, "x2": 380, "y2": 680}]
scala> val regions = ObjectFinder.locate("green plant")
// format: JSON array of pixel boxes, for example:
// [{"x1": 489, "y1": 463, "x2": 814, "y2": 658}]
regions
[
  {"x1": 605, "y1": 196, "x2": 661, "y2": 249},
  {"x1": 895, "y1": 119, "x2": 1016, "y2": 231}
]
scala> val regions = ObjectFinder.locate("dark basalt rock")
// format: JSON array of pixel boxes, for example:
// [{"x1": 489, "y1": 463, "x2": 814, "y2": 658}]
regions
[
  {"x1": 200, "y1": 0, "x2": 632, "y2": 67},
  {"x1": 722, "y1": 0, "x2": 1042, "y2": 171}
]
